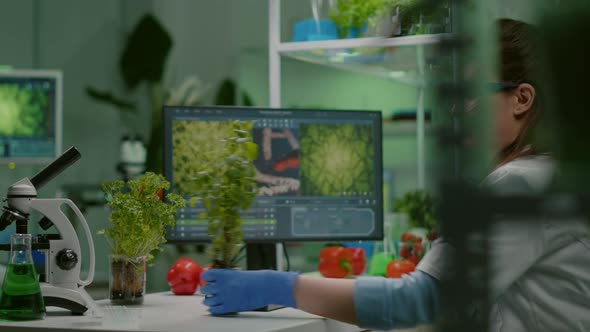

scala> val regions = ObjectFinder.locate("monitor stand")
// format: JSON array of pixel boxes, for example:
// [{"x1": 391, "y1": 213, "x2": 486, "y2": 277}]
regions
[
  {"x1": 246, "y1": 243, "x2": 277, "y2": 270},
  {"x1": 246, "y1": 243, "x2": 284, "y2": 312}
]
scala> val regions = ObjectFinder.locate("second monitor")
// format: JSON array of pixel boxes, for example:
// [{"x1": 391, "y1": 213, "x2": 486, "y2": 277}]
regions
[{"x1": 163, "y1": 106, "x2": 383, "y2": 243}]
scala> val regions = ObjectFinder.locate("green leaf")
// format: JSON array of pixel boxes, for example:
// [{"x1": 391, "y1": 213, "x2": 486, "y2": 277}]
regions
[
  {"x1": 189, "y1": 197, "x2": 199, "y2": 207},
  {"x1": 245, "y1": 142, "x2": 259, "y2": 161}
]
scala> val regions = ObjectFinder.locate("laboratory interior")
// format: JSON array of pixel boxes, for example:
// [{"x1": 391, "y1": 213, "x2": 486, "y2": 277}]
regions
[{"x1": 0, "y1": 0, "x2": 588, "y2": 331}]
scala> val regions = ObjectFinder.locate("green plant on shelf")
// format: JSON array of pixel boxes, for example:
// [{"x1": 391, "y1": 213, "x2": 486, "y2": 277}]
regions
[
  {"x1": 392, "y1": 189, "x2": 437, "y2": 231},
  {"x1": 391, "y1": 0, "x2": 450, "y2": 35},
  {"x1": 100, "y1": 172, "x2": 185, "y2": 263},
  {"x1": 330, "y1": 0, "x2": 450, "y2": 38},
  {"x1": 189, "y1": 120, "x2": 259, "y2": 268},
  {"x1": 330, "y1": 0, "x2": 396, "y2": 38}
]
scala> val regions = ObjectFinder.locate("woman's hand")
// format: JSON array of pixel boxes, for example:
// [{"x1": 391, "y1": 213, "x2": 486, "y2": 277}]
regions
[{"x1": 200, "y1": 269, "x2": 299, "y2": 315}]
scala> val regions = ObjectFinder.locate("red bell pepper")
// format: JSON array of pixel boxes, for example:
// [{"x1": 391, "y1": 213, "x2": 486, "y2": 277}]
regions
[
  {"x1": 345, "y1": 247, "x2": 366, "y2": 276},
  {"x1": 318, "y1": 246, "x2": 353, "y2": 278},
  {"x1": 166, "y1": 258, "x2": 203, "y2": 295}
]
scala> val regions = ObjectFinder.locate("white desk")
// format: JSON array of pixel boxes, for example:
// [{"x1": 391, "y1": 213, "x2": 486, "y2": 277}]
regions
[{"x1": 0, "y1": 292, "x2": 361, "y2": 332}]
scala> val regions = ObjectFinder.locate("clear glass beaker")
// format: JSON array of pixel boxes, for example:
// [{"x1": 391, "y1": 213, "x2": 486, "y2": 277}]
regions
[
  {"x1": 109, "y1": 255, "x2": 146, "y2": 305},
  {"x1": 0, "y1": 234, "x2": 45, "y2": 320}
]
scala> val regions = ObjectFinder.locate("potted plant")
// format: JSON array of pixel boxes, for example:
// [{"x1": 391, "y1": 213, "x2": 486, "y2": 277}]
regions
[
  {"x1": 391, "y1": 190, "x2": 437, "y2": 265},
  {"x1": 100, "y1": 172, "x2": 185, "y2": 304},
  {"x1": 392, "y1": 190, "x2": 437, "y2": 232},
  {"x1": 189, "y1": 120, "x2": 258, "y2": 268},
  {"x1": 388, "y1": 0, "x2": 451, "y2": 35},
  {"x1": 329, "y1": 0, "x2": 397, "y2": 38}
]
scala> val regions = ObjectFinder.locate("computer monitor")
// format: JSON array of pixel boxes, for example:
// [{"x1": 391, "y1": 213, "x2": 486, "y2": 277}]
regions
[
  {"x1": 0, "y1": 70, "x2": 62, "y2": 164},
  {"x1": 163, "y1": 106, "x2": 383, "y2": 245}
]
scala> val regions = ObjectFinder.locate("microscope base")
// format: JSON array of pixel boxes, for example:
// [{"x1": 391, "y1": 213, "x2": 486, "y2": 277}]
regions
[{"x1": 40, "y1": 284, "x2": 100, "y2": 316}]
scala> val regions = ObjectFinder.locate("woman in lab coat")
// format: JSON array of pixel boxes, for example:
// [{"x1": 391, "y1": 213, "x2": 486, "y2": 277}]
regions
[{"x1": 201, "y1": 19, "x2": 590, "y2": 331}]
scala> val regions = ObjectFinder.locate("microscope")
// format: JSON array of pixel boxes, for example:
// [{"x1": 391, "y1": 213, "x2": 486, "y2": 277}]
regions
[{"x1": 0, "y1": 147, "x2": 98, "y2": 315}]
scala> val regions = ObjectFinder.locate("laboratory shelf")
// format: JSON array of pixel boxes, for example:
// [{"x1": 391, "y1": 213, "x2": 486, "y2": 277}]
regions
[
  {"x1": 278, "y1": 35, "x2": 452, "y2": 87},
  {"x1": 277, "y1": 34, "x2": 450, "y2": 52}
]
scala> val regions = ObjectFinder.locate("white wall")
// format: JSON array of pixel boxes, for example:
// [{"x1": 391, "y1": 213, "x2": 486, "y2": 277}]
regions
[
  {"x1": 0, "y1": 0, "x2": 128, "y2": 192},
  {"x1": 0, "y1": 0, "x2": 144, "y2": 287}
]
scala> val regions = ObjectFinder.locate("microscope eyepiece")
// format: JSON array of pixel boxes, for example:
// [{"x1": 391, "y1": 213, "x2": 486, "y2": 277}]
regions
[{"x1": 30, "y1": 147, "x2": 81, "y2": 190}]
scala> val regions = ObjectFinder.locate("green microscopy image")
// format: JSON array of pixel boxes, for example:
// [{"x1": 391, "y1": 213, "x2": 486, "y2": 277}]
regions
[
  {"x1": 172, "y1": 120, "x2": 232, "y2": 196},
  {"x1": 0, "y1": 84, "x2": 48, "y2": 137},
  {"x1": 300, "y1": 123, "x2": 374, "y2": 196}
]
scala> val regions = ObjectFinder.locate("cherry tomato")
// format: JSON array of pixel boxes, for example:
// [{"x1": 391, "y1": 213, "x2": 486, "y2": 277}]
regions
[
  {"x1": 401, "y1": 232, "x2": 416, "y2": 242},
  {"x1": 399, "y1": 246, "x2": 411, "y2": 259},
  {"x1": 386, "y1": 260, "x2": 416, "y2": 278},
  {"x1": 428, "y1": 230, "x2": 439, "y2": 241},
  {"x1": 413, "y1": 243, "x2": 425, "y2": 258}
]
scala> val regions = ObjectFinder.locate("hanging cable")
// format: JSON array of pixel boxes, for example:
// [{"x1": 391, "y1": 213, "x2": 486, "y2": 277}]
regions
[{"x1": 282, "y1": 242, "x2": 291, "y2": 272}]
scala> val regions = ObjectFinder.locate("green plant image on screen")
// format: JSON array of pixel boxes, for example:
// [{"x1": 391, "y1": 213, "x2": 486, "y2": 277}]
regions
[
  {"x1": 300, "y1": 124, "x2": 374, "y2": 196},
  {"x1": 172, "y1": 120, "x2": 233, "y2": 196},
  {"x1": 0, "y1": 84, "x2": 49, "y2": 137}
]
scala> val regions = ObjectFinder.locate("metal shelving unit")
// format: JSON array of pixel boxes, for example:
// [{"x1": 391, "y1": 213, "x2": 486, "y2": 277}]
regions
[{"x1": 267, "y1": 0, "x2": 450, "y2": 271}]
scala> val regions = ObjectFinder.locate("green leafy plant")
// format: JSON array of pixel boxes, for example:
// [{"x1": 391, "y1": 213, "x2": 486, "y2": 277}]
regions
[
  {"x1": 190, "y1": 120, "x2": 258, "y2": 268},
  {"x1": 392, "y1": 190, "x2": 437, "y2": 230},
  {"x1": 389, "y1": 0, "x2": 451, "y2": 35},
  {"x1": 100, "y1": 172, "x2": 185, "y2": 262},
  {"x1": 329, "y1": 0, "x2": 396, "y2": 37}
]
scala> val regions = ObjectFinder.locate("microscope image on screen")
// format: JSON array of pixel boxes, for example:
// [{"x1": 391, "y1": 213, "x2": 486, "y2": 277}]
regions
[
  {"x1": 0, "y1": 84, "x2": 51, "y2": 137},
  {"x1": 299, "y1": 123, "x2": 374, "y2": 197},
  {"x1": 252, "y1": 128, "x2": 300, "y2": 197},
  {"x1": 170, "y1": 120, "x2": 232, "y2": 197},
  {"x1": 0, "y1": 72, "x2": 60, "y2": 162}
]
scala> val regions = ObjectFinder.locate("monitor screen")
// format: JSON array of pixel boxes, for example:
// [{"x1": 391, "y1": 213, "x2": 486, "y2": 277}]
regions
[
  {"x1": 0, "y1": 70, "x2": 62, "y2": 164},
  {"x1": 163, "y1": 106, "x2": 383, "y2": 242}
]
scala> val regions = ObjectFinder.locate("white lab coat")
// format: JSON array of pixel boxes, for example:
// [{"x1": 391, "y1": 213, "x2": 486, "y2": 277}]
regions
[{"x1": 418, "y1": 156, "x2": 590, "y2": 331}]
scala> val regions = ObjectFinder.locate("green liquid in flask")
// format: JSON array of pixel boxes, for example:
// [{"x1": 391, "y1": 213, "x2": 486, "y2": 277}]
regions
[{"x1": 0, "y1": 263, "x2": 45, "y2": 321}]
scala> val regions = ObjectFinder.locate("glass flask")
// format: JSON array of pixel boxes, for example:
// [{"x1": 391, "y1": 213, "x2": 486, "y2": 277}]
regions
[{"x1": 0, "y1": 234, "x2": 45, "y2": 320}]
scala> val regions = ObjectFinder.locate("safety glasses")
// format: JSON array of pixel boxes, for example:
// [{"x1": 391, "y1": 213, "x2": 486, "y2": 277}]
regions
[{"x1": 488, "y1": 82, "x2": 520, "y2": 92}]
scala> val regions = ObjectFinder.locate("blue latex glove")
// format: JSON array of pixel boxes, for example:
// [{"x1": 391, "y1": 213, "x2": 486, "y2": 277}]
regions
[{"x1": 201, "y1": 269, "x2": 299, "y2": 315}]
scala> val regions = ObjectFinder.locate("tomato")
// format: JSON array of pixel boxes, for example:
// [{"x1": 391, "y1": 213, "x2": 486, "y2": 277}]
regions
[
  {"x1": 413, "y1": 243, "x2": 425, "y2": 257},
  {"x1": 428, "y1": 230, "x2": 439, "y2": 241},
  {"x1": 386, "y1": 260, "x2": 416, "y2": 279},
  {"x1": 401, "y1": 232, "x2": 416, "y2": 242},
  {"x1": 399, "y1": 246, "x2": 411, "y2": 259},
  {"x1": 156, "y1": 189, "x2": 163, "y2": 200},
  {"x1": 318, "y1": 247, "x2": 352, "y2": 278},
  {"x1": 166, "y1": 258, "x2": 203, "y2": 295}
]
